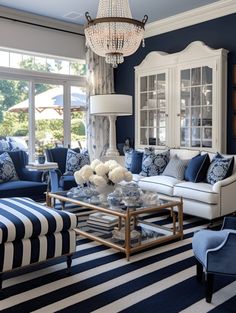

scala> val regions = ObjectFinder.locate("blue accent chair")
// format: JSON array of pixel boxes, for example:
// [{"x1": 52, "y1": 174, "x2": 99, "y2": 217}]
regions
[
  {"x1": 192, "y1": 217, "x2": 236, "y2": 303},
  {"x1": 0, "y1": 150, "x2": 47, "y2": 201},
  {"x1": 46, "y1": 147, "x2": 80, "y2": 192}
]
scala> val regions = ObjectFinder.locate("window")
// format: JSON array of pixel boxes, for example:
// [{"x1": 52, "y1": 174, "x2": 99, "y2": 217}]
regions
[{"x1": 0, "y1": 48, "x2": 86, "y2": 160}]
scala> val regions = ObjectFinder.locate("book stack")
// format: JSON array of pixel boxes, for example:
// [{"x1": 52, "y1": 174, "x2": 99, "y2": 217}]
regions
[{"x1": 87, "y1": 212, "x2": 119, "y2": 233}]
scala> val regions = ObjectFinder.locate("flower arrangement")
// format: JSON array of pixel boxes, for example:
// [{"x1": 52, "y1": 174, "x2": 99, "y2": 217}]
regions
[{"x1": 74, "y1": 159, "x2": 133, "y2": 188}]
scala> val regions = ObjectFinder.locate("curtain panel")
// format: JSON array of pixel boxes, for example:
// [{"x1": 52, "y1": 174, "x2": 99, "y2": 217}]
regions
[{"x1": 86, "y1": 47, "x2": 114, "y2": 160}]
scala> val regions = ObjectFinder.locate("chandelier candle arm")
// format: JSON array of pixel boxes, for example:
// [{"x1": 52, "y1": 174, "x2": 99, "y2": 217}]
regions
[{"x1": 84, "y1": 0, "x2": 148, "y2": 68}]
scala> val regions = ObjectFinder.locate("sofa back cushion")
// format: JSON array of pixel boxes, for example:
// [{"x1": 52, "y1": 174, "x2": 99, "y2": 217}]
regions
[
  {"x1": 185, "y1": 153, "x2": 210, "y2": 182},
  {"x1": 170, "y1": 149, "x2": 199, "y2": 160},
  {"x1": 0, "y1": 152, "x2": 19, "y2": 183},
  {"x1": 140, "y1": 148, "x2": 169, "y2": 177}
]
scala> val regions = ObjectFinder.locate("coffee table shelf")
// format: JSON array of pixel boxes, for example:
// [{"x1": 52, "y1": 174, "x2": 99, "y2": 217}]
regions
[{"x1": 46, "y1": 191, "x2": 183, "y2": 260}]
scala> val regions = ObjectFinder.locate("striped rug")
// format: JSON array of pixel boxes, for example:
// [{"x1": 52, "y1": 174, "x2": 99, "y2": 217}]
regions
[{"x1": 0, "y1": 210, "x2": 235, "y2": 313}]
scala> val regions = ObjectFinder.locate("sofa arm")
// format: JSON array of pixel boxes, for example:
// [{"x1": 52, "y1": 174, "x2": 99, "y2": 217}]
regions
[
  {"x1": 20, "y1": 168, "x2": 43, "y2": 182},
  {"x1": 212, "y1": 173, "x2": 236, "y2": 193},
  {"x1": 212, "y1": 173, "x2": 236, "y2": 216}
]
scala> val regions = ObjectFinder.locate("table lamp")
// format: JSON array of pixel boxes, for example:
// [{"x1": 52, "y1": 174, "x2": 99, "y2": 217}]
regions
[{"x1": 90, "y1": 94, "x2": 132, "y2": 156}]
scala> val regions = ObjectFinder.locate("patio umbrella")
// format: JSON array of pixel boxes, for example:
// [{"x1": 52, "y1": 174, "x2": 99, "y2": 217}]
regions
[{"x1": 8, "y1": 86, "x2": 87, "y2": 119}]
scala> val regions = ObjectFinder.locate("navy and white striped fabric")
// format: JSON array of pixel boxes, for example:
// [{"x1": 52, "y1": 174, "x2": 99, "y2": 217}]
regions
[
  {"x1": 0, "y1": 230, "x2": 76, "y2": 272},
  {"x1": 1, "y1": 209, "x2": 235, "y2": 312},
  {"x1": 0, "y1": 197, "x2": 77, "y2": 244}
]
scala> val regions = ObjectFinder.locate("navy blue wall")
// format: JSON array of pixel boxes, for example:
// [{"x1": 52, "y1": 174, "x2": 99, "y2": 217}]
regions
[{"x1": 114, "y1": 13, "x2": 236, "y2": 153}]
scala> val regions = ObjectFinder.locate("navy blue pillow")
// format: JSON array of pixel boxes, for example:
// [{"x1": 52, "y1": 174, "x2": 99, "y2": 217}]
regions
[
  {"x1": 185, "y1": 153, "x2": 210, "y2": 182},
  {"x1": 130, "y1": 150, "x2": 143, "y2": 174}
]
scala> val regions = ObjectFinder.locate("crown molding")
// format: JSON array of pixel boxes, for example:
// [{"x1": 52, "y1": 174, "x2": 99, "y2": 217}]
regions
[
  {"x1": 0, "y1": 5, "x2": 84, "y2": 35},
  {"x1": 145, "y1": 0, "x2": 236, "y2": 38}
]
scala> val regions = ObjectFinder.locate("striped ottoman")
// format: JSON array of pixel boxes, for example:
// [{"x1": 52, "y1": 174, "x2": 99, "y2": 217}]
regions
[{"x1": 0, "y1": 197, "x2": 77, "y2": 288}]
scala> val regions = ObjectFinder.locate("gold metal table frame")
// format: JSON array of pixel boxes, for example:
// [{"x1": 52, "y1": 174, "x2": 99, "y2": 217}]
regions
[{"x1": 46, "y1": 192, "x2": 183, "y2": 260}]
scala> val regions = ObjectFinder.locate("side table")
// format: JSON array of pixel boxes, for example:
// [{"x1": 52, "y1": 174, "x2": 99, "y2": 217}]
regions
[{"x1": 26, "y1": 162, "x2": 58, "y2": 191}]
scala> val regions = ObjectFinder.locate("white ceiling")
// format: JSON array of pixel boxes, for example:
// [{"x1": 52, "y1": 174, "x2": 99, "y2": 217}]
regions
[{"x1": 0, "y1": 0, "x2": 221, "y2": 25}]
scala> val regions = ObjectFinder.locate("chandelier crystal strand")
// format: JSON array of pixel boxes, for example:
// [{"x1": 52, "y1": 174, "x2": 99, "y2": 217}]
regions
[{"x1": 84, "y1": 0, "x2": 148, "y2": 68}]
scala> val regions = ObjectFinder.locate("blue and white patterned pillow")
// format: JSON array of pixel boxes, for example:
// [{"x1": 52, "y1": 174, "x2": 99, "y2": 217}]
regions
[
  {"x1": 140, "y1": 148, "x2": 170, "y2": 177},
  {"x1": 125, "y1": 149, "x2": 133, "y2": 170},
  {"x1": 65, "y1": 149, "x2": 90, "y2": 174},
  {"x1": 206, "y1": 153, "x2": 234, "y2": 185},
  {"x1": 0, "y1": 152, "x2": 19, "y2": 183}
]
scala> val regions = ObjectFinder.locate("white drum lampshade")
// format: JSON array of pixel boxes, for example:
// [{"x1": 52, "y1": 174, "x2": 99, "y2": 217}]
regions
[{"x1": 90, "y1": 94, "x2": 132, "y2": 156}]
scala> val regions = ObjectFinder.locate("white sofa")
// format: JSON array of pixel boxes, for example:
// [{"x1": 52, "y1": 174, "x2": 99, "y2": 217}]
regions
[{"x1": 133, "y1": 149, "x2": 236, "y2": 220}]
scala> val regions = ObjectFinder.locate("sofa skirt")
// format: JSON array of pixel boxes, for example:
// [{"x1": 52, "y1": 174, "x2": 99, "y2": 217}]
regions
[{"x1": 0, "y1": 229, "x2": 76, "y2": 273}]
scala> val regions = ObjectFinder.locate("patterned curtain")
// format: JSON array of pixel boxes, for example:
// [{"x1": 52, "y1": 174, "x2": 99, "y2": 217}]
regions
[{"x1": 86, "y1": 47, "x2": 114, "y2": 160}]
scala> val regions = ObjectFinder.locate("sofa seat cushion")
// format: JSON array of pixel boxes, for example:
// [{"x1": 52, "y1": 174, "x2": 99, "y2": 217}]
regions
[
  {"x1": 138, "y1": 175, "x2": 181, "y2": 196},
  {"x1": 0, "y1": 197, "x2": 77, "y2": 244},
  {"x1": 0, "y1": 180, "x2": 47, "y2": 198},
  {"x1": 60, "y1": 175, "x2": 77, "y2": 191},
  {"x1": 174, "y1": 181, "x2": 219, "y2": 204}
]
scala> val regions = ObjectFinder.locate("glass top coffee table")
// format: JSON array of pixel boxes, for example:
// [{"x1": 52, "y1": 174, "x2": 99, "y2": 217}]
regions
[{"x1": 46, "y1": 190, "x2": 183, "y2": 260}]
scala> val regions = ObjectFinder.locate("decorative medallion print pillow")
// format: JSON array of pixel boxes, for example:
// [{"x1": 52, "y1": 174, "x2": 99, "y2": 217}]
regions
[
  {"x1": 65, "y1": 149, "x2": 90, "y2": 174},
  {"x1": 206, "y1": 153, "x2": 234, "y2": 185},
  {"x1": 140, "y1": 149, "x2": 170, "y2": 177},
  {"x1": 0, "y1": 152, "x2": 19, "y2": 183}
]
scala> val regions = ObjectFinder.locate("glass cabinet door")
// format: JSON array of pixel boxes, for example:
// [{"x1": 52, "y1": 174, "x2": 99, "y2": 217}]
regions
[
  {"x1": 180, "y1": 66, "x2": 213, "y2": 148},
  {"x1": 139, "y1": 73, "x2": 167, "y2": 146}
]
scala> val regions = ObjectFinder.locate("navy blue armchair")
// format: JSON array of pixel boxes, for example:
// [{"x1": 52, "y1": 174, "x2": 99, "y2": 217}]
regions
[
  {"x1": 192, "y1": 217, "x2": 236, "y2": 303},
  {"x1": 0, "y1": 150, "x2": 47, "y2": 201},
  {"x1": 46, "y1": 147, "x2": 80, "y2": 192}
]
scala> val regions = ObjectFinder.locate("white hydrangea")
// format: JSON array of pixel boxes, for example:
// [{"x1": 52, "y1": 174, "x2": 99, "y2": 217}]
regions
[
  {"x1": 95, "y1": 163, "x2": 109, "y2": 176},
  {"x1": 89, "y1": 174, "x2": 96, "y2": 184},
  {"x1": 108, "y1": 166, "x2": 126, "y2": 184},
  {"x1": 104, "y1": 160, "x2": 119, "y2": 170},
  {"x1": 74, "y1": 171, "x2": 85, "y2": 185},
  {"x1": 74, "y1": 159, "x2": 132, "y2": 187},
  {"x1": 124, "y1": 171, "x2": 133, "y2": 182},
  {"x1": 90, "y1": 159, "x2": 102, "y2": 170},
  {"x1": 80, "y1": 165, "x2": 94, "y2": 180},
  {"x1": 92, "y1": 175, "x2": 107, "y2": 187}
]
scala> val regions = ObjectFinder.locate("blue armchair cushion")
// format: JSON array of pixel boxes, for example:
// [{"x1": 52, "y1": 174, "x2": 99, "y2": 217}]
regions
[
  {"x1": 206, "y1": 153, "x2": 234, "y2": 185},
  {"x1": 65, "y1": 149, "x2": 90, "y2": 174},
  {"x1": 0, "y1": 152, "x2": 19, "y2": 183},
  {"x1": 140, "y1": 148, "x2": 169, "y2": 177},
  {"x1": 0, "y1": 180, "x2": 47, "y2": 199},
  {"x1": 185, "y1": 153, "x2": 210, "y2": 182}
]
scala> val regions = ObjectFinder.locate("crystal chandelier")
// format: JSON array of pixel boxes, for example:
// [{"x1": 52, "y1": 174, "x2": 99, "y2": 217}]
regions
[{"x1": 84, "y1": 0, "x2": 148, "y2": 68}]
